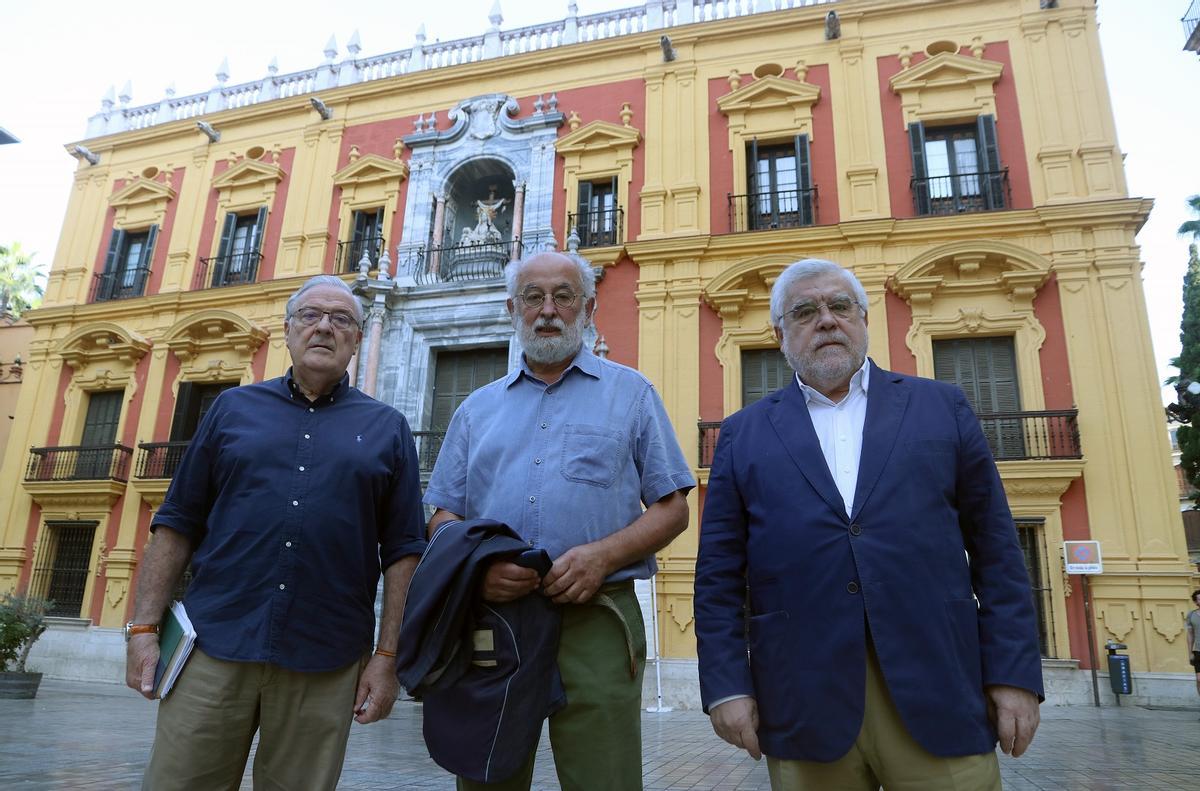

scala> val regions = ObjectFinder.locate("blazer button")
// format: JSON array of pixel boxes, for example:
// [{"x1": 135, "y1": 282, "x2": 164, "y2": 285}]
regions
[
  {"x1": 846, "y1": 581, "x2": 860, "y2": 594},
  {"x1": 849, "y1": 523, "x2": 862, "y2": 536}
]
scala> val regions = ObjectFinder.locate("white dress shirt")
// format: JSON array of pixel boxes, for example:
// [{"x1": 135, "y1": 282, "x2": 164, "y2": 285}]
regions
[{"x1": 796, "y1": 358, "x2": 871, "y2": 518}]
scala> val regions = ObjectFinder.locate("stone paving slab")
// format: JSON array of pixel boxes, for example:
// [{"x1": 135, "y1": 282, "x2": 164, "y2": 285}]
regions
[{"x1": 1, "y1": 680, "x2": 1198, "y2": 789}]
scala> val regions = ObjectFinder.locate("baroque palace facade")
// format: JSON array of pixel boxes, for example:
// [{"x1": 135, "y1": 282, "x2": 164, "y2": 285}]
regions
[{"x1": 2, "y1": 0, "x2": 1194, "y2": 704}]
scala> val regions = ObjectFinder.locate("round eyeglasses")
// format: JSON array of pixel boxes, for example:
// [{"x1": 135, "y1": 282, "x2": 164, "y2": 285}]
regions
[
  {"x1": 291, "y1": 307, "x2": 360, "y2": 331},
  {"x1": 781, "y1": 297, "x2": 862, "y2": 326},
  {"x1": 519, "y1": 290, "x2": 580, "y2": 311}
]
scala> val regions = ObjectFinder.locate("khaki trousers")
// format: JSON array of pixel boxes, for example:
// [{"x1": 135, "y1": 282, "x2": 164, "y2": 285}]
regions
[
  {"x1": 143, "y1": 648, "x2": 363, "y2": 791},
  {"x1": 458, "y1": 583, "x2": 647, "y2": 791},
  {"x1": 766, "y1": 644, "x2": 1001, "y2": 791}
]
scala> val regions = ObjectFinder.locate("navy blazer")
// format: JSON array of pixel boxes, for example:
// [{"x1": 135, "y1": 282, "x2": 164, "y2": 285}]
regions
[{"x1": 695, "y1": 361, "x2": 1044, "y2": 761}]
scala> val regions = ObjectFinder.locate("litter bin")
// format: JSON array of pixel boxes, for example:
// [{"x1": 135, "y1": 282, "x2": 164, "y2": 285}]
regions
[{"x1": 1105, "y1": 641, "x2": 1132, "y2": 703}]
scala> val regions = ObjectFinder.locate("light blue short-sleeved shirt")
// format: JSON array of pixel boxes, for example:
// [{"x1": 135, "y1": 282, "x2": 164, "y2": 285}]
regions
[{"x1": 424, "y1": 347, "x2": 695, "y2": 582}]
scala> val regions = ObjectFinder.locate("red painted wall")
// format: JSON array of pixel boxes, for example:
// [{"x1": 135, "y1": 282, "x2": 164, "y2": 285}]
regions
[
  {"x1": 1032, "y1": 274, "x2": 1075, "y2": 409},
  {"x1": 706, "y1": 65, "x2": 838, "y2": 234},
  {"x1": 256, "y1": 147, "x2": 296, "y2": 283},
  {"x1": 594, "y1": 252, "x2": 640, "y2": 368},
  {"x1": 153, "y1": 354, "x2": 182, "y2": 441},
  {"x1": 44, "y1": 364, "x2": 74, "y2": 446},
  {"x1": 324, "y1": 117, "x2": 415, "y2": 272},
  {"x1": 883, "y1": 289, "x2": 917, "y2": 375},
  {"x1": 16, "y1": 505, "x2": 42, "y2": 590},
  {"x1": 551, "y1": 79, "x2": 647, "y2": 243},
  {"x1": 877, "y1": 42, "x2": 1032, "y2": 220},
  {"x1": 698, "y1": 300, "x2": 724, "y2": 420},
  {"x1": 145, "y1": 167, "x2": 186, "y2": 295},
  {"x1": 194, "y1": 159, "x2": 229, "y2": 279}
]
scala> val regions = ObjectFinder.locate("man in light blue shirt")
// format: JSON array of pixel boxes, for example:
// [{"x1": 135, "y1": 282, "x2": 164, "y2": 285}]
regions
[{"x1": 425, "y1": 250, "x2": 694, "y2": 791}]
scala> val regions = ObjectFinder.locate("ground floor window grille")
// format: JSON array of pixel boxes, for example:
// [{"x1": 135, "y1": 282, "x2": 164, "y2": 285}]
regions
[
  {"x1": 30, "y1": 521, "x2": 97, "y2": 618},
  {"x1": 1016, "y1": 518, "x2": 1055, "y2": 658}
]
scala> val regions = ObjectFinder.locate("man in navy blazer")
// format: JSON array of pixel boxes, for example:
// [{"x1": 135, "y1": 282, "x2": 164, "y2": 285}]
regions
[{"x1": 695, "y1": 259, "x2": 1043, "y2": 790}]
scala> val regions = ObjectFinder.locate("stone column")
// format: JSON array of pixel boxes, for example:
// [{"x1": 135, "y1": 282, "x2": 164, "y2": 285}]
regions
[
  {"x1": 361, "y1": 304, "x2": 386, "y2": 398},
  {"x1": 510, "y1": 181, "x2": 527, "y2": 261},
  {"x1": 429, "y1": 194, "x2": 447, "y2": 276}
]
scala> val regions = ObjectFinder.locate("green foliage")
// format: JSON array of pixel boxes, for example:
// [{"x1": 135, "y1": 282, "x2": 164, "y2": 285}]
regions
[
  {"x1": 1176, "y1": 244, "x2": 1200, "y2": 507},
  {"x1": 1180, "y1": 195, "x2": 1200, "y2": 240},
  {"x1": 0, "y1": 242, "x2": 45, "y2": 318},
  {"x1": 0, "y1": 592, "x2": 51, "y2": 672}
]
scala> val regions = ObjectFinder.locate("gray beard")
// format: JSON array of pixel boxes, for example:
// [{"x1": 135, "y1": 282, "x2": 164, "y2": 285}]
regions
[
  {"x1": 517, "y1": 313, "x2": 587, "y2": 366},
  {"x1": 782, "y1": 331, "x2": 866, "y2": 394}
]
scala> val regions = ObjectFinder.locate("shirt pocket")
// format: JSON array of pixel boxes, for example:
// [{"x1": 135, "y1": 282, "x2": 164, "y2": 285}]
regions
[{"x1": 560, "y1": 423, "x2": 624, "y2": 488}]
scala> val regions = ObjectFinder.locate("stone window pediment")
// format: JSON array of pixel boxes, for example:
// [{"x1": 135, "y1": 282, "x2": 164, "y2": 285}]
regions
[
  {"x1": 211, "y1": 159, "x2": 285, "y2": 192},
  {"x1": 556, "y1": 120, "x2": 641, "y2": 156},
  {"x1": 889, "y1": 52, "x2": 1004, "y2": 128},
  {"x1": 332, "y1": 154, "x2": 410, "y2": 189},
  {"x1": 58, "y1": 323, "x2": 152, "y2": 371},
  {"x1": 108, "y1": 177, "x2": 176, "y2": 228},
  {"x1": 717, "y1": 76, "x2": 822, "y2": 119},
  {"x1": 164, "y1": 309, "x2": 269, "y2": 363}
]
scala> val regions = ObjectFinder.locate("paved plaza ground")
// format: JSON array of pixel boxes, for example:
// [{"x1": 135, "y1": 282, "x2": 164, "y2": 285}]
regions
[{"x1": 1, "y1": 679, "x2": 1198, "y2": 789}]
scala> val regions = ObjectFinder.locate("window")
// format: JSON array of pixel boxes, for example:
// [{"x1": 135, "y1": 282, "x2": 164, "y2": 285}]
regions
[
  {"x1": 75, "y1": 390, "x2": 124, "y2": 479},
  {"x1": 30, "y1": 521, "x2": 98, "y2": 618},
  {"x1": 1015, "y1": 519, "x2": 1055, "y2": 658},
  {"x1": 169, "y1": 382, "x2": 236, "y2": 442},
  {"x1": 94, "y1": 227, "x2": 157, "y2": 302},
  {"x1": 420, "y1": 347, "x2": 509, "y2": 472},
  {"x1": 737, "y1": 136, "x2": 814, "y2": 232},
  {"x1": 573, "y1": 177, "x2": 622, "y2": 248},
  {"x1": 208, "y1": 208, "x2": 267, "y2": 287},
  {"x1": 909, "y1": 116, "x2": 1005, "y2": 215},
  {"x1": 741, "y1": 348, "x2": 791, "y2": 407},
  {"x1": 932, "y1": 337, "x2": 1025, "y2": 459},
  {"x1": 340, "y1": 208, "x2": 385, "y2": 273}
]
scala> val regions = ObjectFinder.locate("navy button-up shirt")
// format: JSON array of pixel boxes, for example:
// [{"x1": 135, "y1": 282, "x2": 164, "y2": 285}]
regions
[{"x1": 153, "y1": 371, "x2": 427, "y2": 672}]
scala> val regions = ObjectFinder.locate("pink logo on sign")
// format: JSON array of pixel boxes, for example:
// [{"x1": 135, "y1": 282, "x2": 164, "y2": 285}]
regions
[{"x1": 1072, "y1": 545, "x2": 1095, "y2": 563}]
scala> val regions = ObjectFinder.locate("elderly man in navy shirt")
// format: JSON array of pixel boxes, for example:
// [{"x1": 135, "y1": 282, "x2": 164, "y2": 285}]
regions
[
  {"x1": 124, "y1": 274, "x2": 427, "y2": 790},
  {"x1": 425, "y1": 251, "x2": 695, "y2": 791}
]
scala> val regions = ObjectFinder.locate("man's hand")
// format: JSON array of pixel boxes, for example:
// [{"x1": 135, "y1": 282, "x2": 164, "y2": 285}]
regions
[
  {"x1": 354, "y1": 654, "x2": 399, "y2": 724},
  {"x1": 481, "y1": 560, "x2": 541, "y2": 603},
  {"x1": 710, "y1": 697, "x2": 762, "y2": 760},
  {"x1": 985, "y1": 684, "x2": 1040, "y2": 757},
  {"x1": 125, "y1": 634, "x2": 160, "y2": 700},
  {"x1": 542, "y1": 543, "x2": 611, "y2": 604}
]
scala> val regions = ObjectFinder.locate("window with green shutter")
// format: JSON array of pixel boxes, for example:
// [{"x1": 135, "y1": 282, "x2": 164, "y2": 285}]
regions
[
  {"x1": 932, "y1": 336, "x2": 1025, "y2": 458},
  {"x1": 741, "y1": 348, "x2": 791, "y2": 407}
]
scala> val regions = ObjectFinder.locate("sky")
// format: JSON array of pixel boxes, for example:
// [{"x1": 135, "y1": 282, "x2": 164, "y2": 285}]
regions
[{"x1": 1, "y1": 0, "x2": 1197, "y2": 399}]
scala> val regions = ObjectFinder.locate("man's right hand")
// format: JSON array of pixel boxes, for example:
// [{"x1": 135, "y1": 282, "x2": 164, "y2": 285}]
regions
[
  {"x1": 125, "y1": 634, "x2": 160, "y2": 700},
  {"x1": 710, "y1": 697, "x2": 762, "y2": 760},
  {"x1": 481, "y1": 559, "x2": 541, "y2": 602}
]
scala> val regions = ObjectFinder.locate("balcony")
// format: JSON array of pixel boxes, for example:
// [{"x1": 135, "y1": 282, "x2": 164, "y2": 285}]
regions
[
  {"x1": 25, "y1": 444, "x2": 133, "y2": 482},
  {"x1": 89, "y1": 267, "x2": 151, "y2": 303},
  {"x1": 135, "y1": 441, "x2": 191, "y2": 479},
  {"x1": 412, "y1": 430, "x2": 445, "y2": 474},
  {"x1": 336, "y1": 236, "x2": 385, "y2": 274},
  {"x1": 401, "y1": 238, "x2": 538, "y2": 286},
  {"x1": 696, "y1": 409, "x2": 1080, "y2": 469},
  {"x1": 911, "y1": 169, "x2": 1009, "y2": 216},
  {"x1": 567, "y1": 207, "x2": 624, "y2": 248},
  {"x1": 727, "y1": 187, "x2": 818, "y2": 233},
  {"x1": 1186, "y1": 0, "x2": 1200, "y2": 52},
  {"x1": 192, "y1": 251, "x2": 262, "y2": 289}
]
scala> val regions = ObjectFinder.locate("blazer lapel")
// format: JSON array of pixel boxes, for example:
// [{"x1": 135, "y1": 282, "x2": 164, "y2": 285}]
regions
[
  {"x1": 767, "y1": 381, "x2": 848, "y2": 519},
  {"x1": 850, "y1": 361, "x2": 911, "y2": 520}
]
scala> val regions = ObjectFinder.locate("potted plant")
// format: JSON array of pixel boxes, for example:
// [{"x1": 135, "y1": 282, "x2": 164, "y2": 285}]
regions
[{"x1": 0, "y1": 591, "x2": 52, "y2": 699}]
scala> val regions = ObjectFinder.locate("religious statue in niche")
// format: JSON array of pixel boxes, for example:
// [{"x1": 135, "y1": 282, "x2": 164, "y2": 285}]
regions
[{"x1": 459, "y1": 185, "x2": 508, "y2": 245}]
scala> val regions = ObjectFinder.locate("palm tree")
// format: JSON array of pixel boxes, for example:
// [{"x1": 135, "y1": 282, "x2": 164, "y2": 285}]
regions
[
  {"x1": 1180, "y1": 194, "x2": 1200, "y2": 239},
  {"x1": 0, "y1": 242, "x2": 45, "y2": 318}
]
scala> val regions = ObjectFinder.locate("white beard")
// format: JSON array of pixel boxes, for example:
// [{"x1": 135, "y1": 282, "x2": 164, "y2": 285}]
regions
[
  {"x1": 782, "y1": 329, "x2": 867, "y2": 394},
  {"x1": 516, "y1": 311, "x2": 588, "y2": 366}
]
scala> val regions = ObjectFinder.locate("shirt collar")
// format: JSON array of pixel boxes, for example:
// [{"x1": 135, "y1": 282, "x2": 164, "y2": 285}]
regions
[
  {"x1": 796, "y1": 357, "x2": 871, "y2": 406},
  {"x1": 285, "y1": 367, "x2": 350, "y2": 405},
  {"x1": 505, "y1": 345, "x2": 601, "y2": 388}
]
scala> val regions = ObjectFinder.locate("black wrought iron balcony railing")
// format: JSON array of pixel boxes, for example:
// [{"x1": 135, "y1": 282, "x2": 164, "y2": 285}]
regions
[
  {"x1": 336, "y1": 236, "x2": 386, "y2": 274},
  {"x1": 911, "y1": 169, "x2": 1010, "y2": 216},
  {"x1": 567, "y1": 207, "x2": 624, "y2": 248},
  {"x1": 90, "y1": 267, "x2": 151, "y2": 303},
  {"x1": 401, "y1": 237, "x2": 541, "y2": 286},
  {"x1": 192, "y1": 251, "x2": 262, "y2": 290},
  {"x1": 26, "y1": 444, "x2": 134, "y2": 482},
  {"x1": 135, "y1": 440, "x2": 191, "y2": 479},
  {"x1": 696, "y1": 409, "x2": 1080, "y2": 469},
  {"x1": 727, "y1": 187, "x2": 818, "y2": 233},
  {"x1": 412, "y1": 431, "x2": 446, "y2": 474}
]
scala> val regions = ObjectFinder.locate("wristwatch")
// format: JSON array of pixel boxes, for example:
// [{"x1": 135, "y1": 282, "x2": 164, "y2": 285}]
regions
[{"x1": 123, "y1": 622, "x2": 159, "y2": 642}]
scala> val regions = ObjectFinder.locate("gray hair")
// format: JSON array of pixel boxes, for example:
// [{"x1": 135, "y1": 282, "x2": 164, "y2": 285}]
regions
[
  {"x1": 770, "y1": 259, "x2": 869, "y2": 328},
  {"x1": 285, "y1": 275, "x2": 363, "y2": 323},
  {"x1": 504, "y1": 252, "x2": 597, "y2": 300}
]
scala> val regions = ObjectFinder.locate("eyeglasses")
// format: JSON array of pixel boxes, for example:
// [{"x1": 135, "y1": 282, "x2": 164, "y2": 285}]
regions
[
  {"x1": 291, "y1": 307, "x2": 360, "y2": 331},
  {"x1": 781, "y1": 296, "x2": 862, "y2": 325},
  {"x1": 519, "y1": 289, "x2": 580, "y2": 311}
]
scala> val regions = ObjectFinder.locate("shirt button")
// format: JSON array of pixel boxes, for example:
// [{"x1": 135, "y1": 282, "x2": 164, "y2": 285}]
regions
[
  {"x1": 292, "y1": 500, "x2": 299, "y2": 506},
  {"x1": 279, "y1": 583, "x2": 286, "y2": 590},
  {"x1": 298, "y1": 466, "x2": 305, "y2": 472},
  {"x1": 529, "y1": 496, "x2": 536, "y2": 503},
  {"x1": 285, "y1": 541, "x2": 293, "y2": 548},
  {"x1": 308, "y1": 408, "x2": 314, "y2": 413},
  {"x1": 534, "y1": 458, "x2": 542, "y2": 464},
  {"x1": 846, "y1": 581, "x2": 860, "y2": 594},
  {"x1": 304, "y1": 434, "x2": 311, "y2": 439},
  {"x1": 540, "y1": 422, "x2": 548, "y2": 429},
  {"x1": 849, "y1": 524, "x2": 862, "y2": 536}
]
